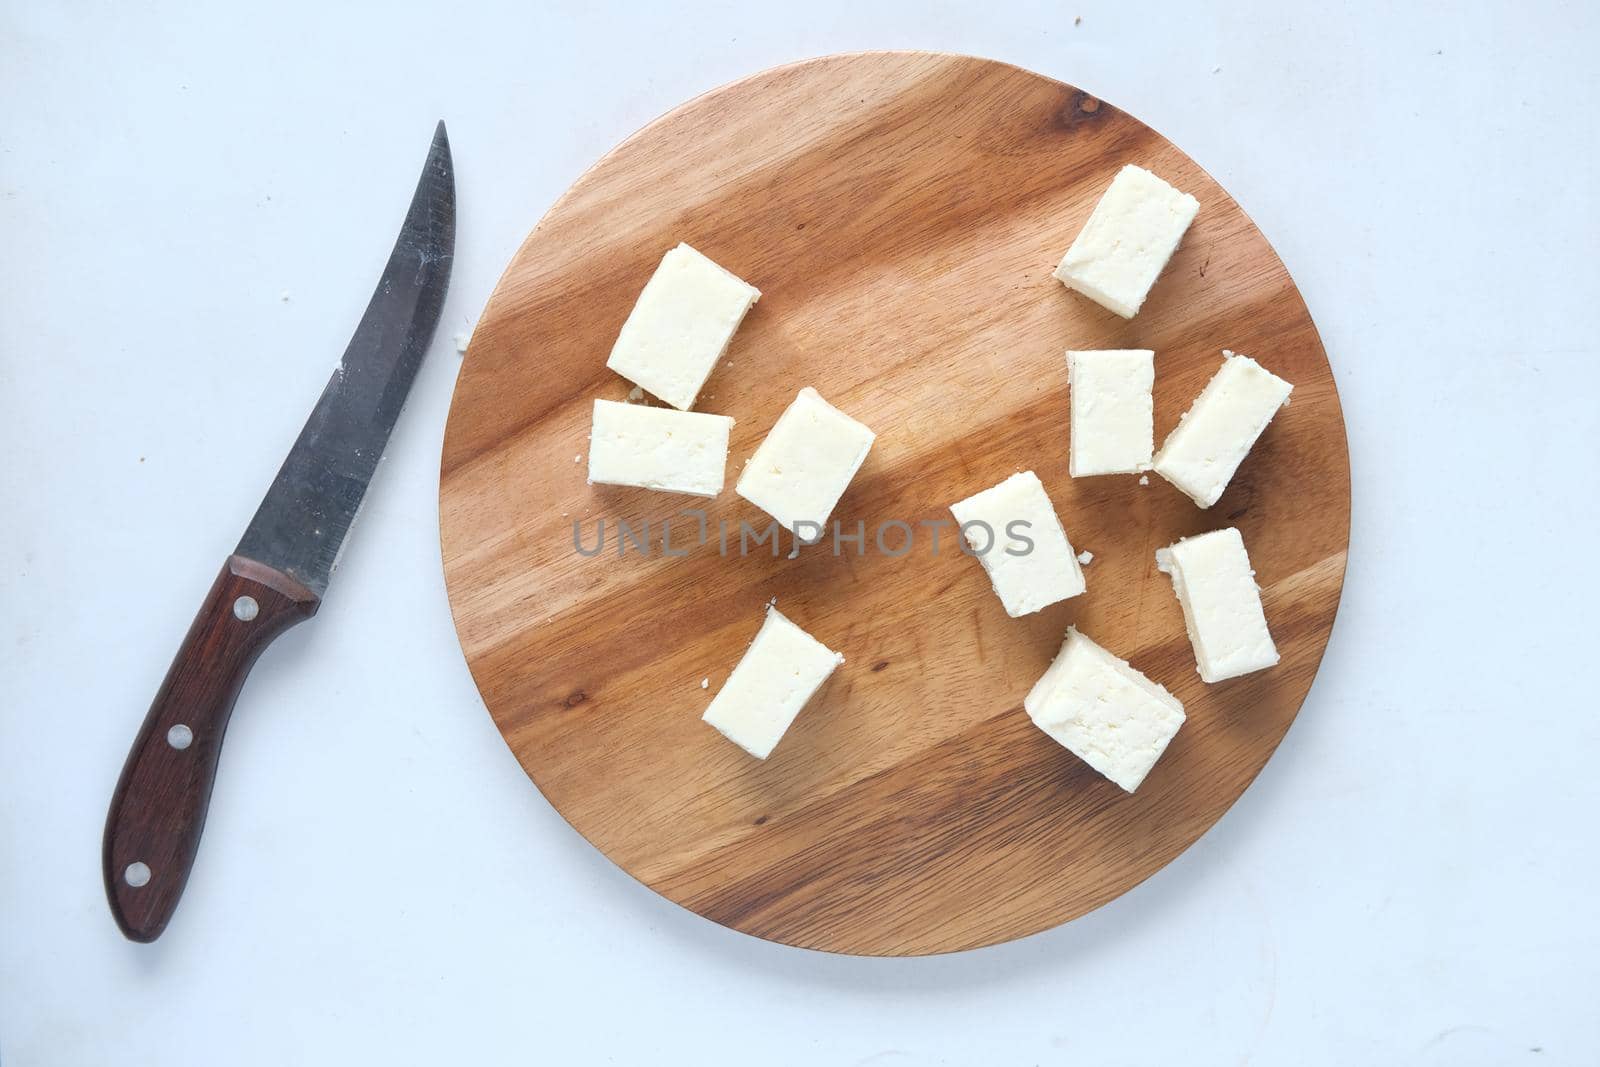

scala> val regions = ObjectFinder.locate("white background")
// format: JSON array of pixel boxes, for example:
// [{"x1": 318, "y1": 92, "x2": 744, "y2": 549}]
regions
[{"x1": 3, "y1": 1, "x2": 1597, "y2": 1064}]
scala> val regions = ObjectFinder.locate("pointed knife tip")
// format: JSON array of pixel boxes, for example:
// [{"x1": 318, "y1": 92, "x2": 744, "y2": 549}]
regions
[{"x1": 428, "y1": 120, "x2": 454, "y2": 187}]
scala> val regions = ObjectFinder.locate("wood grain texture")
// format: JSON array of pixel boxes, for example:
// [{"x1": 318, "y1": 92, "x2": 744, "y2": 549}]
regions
[
  {"x1": 103, "y1": 555, "x2": 319, "y2": 941},
  {"x1": 439, "y1": 52, "x2": 1350, "y2": 955}
]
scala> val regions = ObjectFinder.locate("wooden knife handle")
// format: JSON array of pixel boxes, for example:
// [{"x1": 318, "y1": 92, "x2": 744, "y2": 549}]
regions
[{"x1": 102, "y1": 554, "x2": 319, "y2": 942}]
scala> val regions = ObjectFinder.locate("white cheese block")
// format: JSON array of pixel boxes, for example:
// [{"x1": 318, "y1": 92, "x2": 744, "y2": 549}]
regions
[
  {"x1": 949, "y1": 471, "x2": 1085, "y2": 617},
  {"x1": 1025, "y1": 627, "x2": 1185, "y2": 792},
  {"x1": 1053, "y1": 165, "x2": 1199, "y2": 319},
  {"x1": 702, "y1": 607, "x2": 844, "y2": 759},
  {"x1": 736, "y1": 387, "x2": 875, "y2": 534},
  {"x1": 606, "y1": 243, "x2": 760, "y2": 411},
  {"x1": 587, "y1": 398, "x2": 733, "y2": 497},
  {"x1": 1156, "y1": 526, "x2": 1278, "y2": 683},
  {"x1": 1067, "y1": 349, "x2": 1155, "y2": 476},
  {"x1": 1152, "y1": 350, "x2": 1293, "y2": 508}
]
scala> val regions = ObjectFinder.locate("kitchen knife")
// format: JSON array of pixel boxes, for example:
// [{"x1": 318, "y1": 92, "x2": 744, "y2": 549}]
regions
[{"x1": 102, "y1": 122, "x2": 455, "y2": 942}]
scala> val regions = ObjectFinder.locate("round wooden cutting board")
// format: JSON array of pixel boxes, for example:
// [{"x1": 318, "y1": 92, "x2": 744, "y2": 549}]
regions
[{"x1": 440, "y1": 52, "x2": 1350, "y2": 955}]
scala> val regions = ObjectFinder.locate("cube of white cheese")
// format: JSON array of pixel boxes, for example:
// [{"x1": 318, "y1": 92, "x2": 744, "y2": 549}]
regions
[
  {"x1": 1025, "y1": 627, "x2": 1186, "y2": 792},
  {"x1": 1156, "y1": 526, "x2": 1278, "y2": 683},
  {"x1": 606, "y1": 243, "x2": 760, "y2": 411},
  {"x1": 736, "y1": 387, "x2": 875, "y2": 534},
  {"x1": 702, "y1": 607, "x2": 844, "y2": 759},
  {"x1": 1053, "y1": 165, "x2": 1199, "y2": 319},
  {"x1": 587, "y1": 399, "x2": 733, "y2": 497},
  {"x1": 949, "y1": 471, "x2": 1085, "y2": 617},
  {"x1": 1067, "y1": 349, "x2": 1155, "y2": 476},
  {"x1": 1152, "y1": 350, "x2": 1293, "y2": 508}
]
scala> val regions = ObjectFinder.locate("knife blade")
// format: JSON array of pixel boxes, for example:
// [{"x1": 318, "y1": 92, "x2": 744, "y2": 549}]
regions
[{"x1": 102, "y1": 122, "x2": 455, "y2": 942}]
